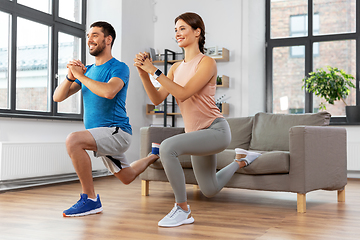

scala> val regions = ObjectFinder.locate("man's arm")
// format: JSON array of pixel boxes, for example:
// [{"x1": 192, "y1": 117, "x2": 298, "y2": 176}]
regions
[
  {"x1": 69, "y1": 65, "x2": 124, "y2": 99},
  {"x1": 53, "y1": 74, "x2": 81, "y2": 102},
  {"x1": 53, "y1": 60, "x2": 86, "y2": 102}
]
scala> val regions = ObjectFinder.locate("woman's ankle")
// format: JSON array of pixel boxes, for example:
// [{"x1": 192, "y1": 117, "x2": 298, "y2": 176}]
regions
[
  {"x1": 176, "y1": 202, "x2": 188, "y2": 211},
  {"x1": 235, "y1": 159, "x2": 247, "y2": 168}
]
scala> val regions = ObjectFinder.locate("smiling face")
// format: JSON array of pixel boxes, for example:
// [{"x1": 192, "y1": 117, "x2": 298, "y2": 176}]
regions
[
  {"x1": 87, "y1": 26, "x2": 108, "y2": 56},
  {"x1": 175, "y1": 19, "x2": 200, "y2": 49}
]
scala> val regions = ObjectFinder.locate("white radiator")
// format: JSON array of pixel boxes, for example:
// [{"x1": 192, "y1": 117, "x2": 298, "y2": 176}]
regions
[
  {"x1": 347, "y1": 142, "x2": 360, "y2": 171},
  {"x1": 0, "y1": 142, "x2": 106, "y2": 181}
]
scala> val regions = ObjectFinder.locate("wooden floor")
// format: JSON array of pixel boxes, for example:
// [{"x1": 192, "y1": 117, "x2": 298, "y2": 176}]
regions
[{"x1": 0, "y1": 177, "x2": 359, "y2": 240}]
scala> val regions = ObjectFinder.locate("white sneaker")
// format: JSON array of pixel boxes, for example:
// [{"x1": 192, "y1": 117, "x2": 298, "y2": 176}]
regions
[
  {"x1": 235, "y1": 148, "x2": 248, "y2": 155},
  {"x1": 235, "y1": 148, "x2": 261, "y2": 166},
  {"x1": 158, "y1": 204, "x2": 195, "y2": 227}
]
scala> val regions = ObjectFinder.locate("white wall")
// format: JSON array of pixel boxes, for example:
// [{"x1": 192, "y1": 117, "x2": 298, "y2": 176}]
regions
[
  {"x1": 244, "y1": 0, "x2": 266, "y2": 116},
  {"x1": 120, "y1": 0, "x2": 155, "y2": 161},
  {"x1": 0, "y1": 118, "x2": 84, "y2": 142},
  {"x1": 150, "y1": 0, "x2": 265, "y2": 128}
]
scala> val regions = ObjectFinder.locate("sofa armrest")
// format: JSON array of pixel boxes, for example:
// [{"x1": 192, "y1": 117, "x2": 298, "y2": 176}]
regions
[
  {"x1": 140, "y1": 127, "x2": 185, "y2": 158},
  {"x1": 289, "y1": 126, "x2": 347, "y2": 193}
]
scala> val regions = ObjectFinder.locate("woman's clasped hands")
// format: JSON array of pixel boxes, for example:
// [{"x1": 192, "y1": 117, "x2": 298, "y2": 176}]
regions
[{"x1": 134, "y1": 52, "x2": 154, "y2": 75}]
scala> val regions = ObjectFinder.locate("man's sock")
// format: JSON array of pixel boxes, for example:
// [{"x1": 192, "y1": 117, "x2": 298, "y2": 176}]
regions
[{"x1": 152, "y1": 143, "x2": 160, "y2": 155}]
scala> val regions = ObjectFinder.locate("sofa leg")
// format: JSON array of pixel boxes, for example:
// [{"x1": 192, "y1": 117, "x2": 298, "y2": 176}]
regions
[
  {"x1": 297, "y1": 193, "x2": 306, "y2": 213},
  {"x1": 338, "y1": 188, "x2": 345, "y2": 202},
  {"x1": 141, "y1": 180, "x2": 149, "y2": 196}
]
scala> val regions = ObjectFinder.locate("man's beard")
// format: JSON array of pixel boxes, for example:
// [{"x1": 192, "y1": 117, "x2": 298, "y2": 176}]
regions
[{"x1": 89, "y1": 39, "x2": 106, "y2": 56}]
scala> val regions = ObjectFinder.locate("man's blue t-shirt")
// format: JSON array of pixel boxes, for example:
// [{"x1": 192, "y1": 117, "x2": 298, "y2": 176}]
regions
[{"x1": 75, "y1": 58, "x2": 132, "y2": 135}]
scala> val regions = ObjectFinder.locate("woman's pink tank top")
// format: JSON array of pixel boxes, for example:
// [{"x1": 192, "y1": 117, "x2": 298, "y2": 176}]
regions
[{"x1": 173, "y1": 53, "x2": 223, "y2": 132}]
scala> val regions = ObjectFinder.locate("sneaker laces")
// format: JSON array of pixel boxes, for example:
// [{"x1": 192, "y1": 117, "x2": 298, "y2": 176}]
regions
[
  {"x1": 166, "y1": 205, "x2": 181, "y2": 218},
  {"x1": 72, "y1": 194, "x2": 87, "y2": 208}
]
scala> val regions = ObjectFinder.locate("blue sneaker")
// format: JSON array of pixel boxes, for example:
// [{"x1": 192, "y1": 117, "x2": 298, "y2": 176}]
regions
[{"x1": 63, "y1": 193, "x2": 103, "y2": 217}]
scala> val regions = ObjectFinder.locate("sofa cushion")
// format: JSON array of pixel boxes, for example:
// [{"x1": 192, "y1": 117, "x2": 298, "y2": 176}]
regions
[
  {"x1": 150, "y1": 149, "x2": 290, "y2": 175},
  {"x1": 217, "y1": 149, "x2": 290, "y2": 175},
  {"x1": 249, "y1": 111, "x2": 330, "y2": 151},
  {"x1": 226, "y1": 117, "x2": 253, "y2": 150}
]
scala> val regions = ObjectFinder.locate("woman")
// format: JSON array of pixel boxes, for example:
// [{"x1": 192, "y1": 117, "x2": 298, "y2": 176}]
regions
[{"x1": 134, "y1": 12, "x2": 259, "y2": 227}]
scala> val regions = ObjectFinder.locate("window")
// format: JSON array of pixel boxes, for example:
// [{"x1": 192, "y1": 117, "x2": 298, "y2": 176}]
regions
[
  {"x1": 273, "y1": 46, "x2": 305, "y2": 114},
  {"x1": 0, "y1": 0, "x2": 86, "y2": 120},
  {"x1": 16, "y1": 18, "x2": 51, "y2": 112},
  {"x1": 0, "y1": 11, "x2": 10, "y2": 109},
  {"x1": 57, "y1": 32, "x2": 82, "y2": 114},
  {"x1": 266, "y1": 0, "x2": 358, "y2": 122},
  {"x1": 59, "y1": 0, "x2": 82, "y2": 24},
  {"x1": 290, "y1": 14, "x2": 319, "y2": 57},
  {"x1": 313, "y1": 40, "x2": 356, "y2": 115},
  {"x1": 17, "y1": 0, "x2": 52, "y2": 14}
]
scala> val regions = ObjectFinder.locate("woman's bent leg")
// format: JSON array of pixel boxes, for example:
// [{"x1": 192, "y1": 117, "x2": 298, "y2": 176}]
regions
[
  {"x1": 191, "y1": 155, "x2": 239, "y2": 198},
  {"x1": 160, "y1": 118, "x2": 235, "y2": 202}
]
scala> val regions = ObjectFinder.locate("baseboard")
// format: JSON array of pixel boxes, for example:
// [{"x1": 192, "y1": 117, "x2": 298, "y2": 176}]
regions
[
  {"x1": 347, "y1": 170, "x2": 360, "y2": 179},
  {"x1": 0, "y1": 169, "x2": 111, "y2": 192}
]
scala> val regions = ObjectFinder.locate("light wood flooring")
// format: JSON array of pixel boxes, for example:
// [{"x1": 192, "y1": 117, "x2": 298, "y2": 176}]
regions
[{"x1": 0, "y1": 176, "x2": 359, "y2": 240}]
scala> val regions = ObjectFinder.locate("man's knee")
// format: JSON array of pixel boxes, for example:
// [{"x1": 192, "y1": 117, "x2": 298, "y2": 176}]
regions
[
  {"x1": 66, "y1": 132, "x2": 78, "y2": 147},
  {"x1": 114, "y1": 168, "x2": 134, "y2": 185},
  {"x1": 65, "y1": 131, "x2": 95, "y2": 153},
  {"x1": 65, "y1": 132, "x2": 83, "y2": 151}
]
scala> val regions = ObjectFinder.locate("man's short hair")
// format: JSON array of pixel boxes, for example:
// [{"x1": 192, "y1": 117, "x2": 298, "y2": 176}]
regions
[{"x1": 90, "y1": 21, "x2": 116, "y2": 48}]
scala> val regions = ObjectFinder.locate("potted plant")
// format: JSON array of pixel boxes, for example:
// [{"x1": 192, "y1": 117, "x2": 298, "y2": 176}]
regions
[
  {"x1": 216, "y1": 76, "x2": 222, "y2": 86},
  {"x1": 302, "y1": 66, "x2": 358, "y2": 122}
]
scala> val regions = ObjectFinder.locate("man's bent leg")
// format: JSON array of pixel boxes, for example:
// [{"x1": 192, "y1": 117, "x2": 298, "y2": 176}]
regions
[
  {"x1": 66, "y1": 130, "x2": 97, "y2": 199},
  {"x1": 113, "y1": 154, "x2": 159, "y2": 185}
]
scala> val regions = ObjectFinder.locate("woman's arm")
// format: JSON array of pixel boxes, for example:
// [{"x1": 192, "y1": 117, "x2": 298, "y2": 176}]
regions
[
  {"x1": 134, "y1": 53, "x2": 177, "y2": 106},
  {"x1": 136, "y1": 66, "x2": 170, "y2": 106},
  {"x1": 157, "y1": 56, "x2": 216, "y2": 102},
  {"x1": 135, "y1": 52, "x2": 217, "y2": 102}
]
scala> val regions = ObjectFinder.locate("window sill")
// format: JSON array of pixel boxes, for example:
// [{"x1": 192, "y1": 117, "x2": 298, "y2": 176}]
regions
[
  {"x1": 330, "y1": 122, "x2": 360, "y2": 126},
  {"x1": 330, "y1": 117, "x2": 360, "y2": 125},
  {"x1": 0, "y1": 113, "x2": 83, "y2": 121}
]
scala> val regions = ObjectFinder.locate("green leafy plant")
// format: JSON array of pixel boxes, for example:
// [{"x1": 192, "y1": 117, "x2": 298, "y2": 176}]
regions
[
  {"x1": 302, "y1": 66, "x2": 355, "y2": 110},
  {"x1": 216, "y1": 76, "x2": 222, "y2": 85}
]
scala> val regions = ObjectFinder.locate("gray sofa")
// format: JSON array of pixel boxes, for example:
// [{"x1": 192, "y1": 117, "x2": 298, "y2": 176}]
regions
[{"x1": 139, "y1": 112, "x2": 347, "y2": 212}]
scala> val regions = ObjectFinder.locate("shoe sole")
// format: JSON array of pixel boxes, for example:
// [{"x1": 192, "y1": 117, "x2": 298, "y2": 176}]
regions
[
  {"x1": 63, "y1": 207, "x2": 103, "y2": 217},
  {"x1": 158, "y1": 217, "x2": 195, "y2": 227}
]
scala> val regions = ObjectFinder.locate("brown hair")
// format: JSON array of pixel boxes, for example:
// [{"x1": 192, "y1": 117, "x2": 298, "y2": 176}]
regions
[
  {"x1": 90, "y1": 21, "x2": 116, "y2": 48},
  {"x1": 175, "y1": 12, "x2": 205, "y2": 54}
]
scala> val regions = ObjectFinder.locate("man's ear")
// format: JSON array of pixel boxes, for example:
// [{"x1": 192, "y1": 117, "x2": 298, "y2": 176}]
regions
[{"x1": 106, "y1": 35, "x2": 113, "y2": 46}]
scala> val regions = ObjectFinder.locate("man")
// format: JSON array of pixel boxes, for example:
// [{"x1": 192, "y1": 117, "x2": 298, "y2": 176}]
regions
[{"x1": 53, "y1": 21, "x2": 159, "y2": 217}]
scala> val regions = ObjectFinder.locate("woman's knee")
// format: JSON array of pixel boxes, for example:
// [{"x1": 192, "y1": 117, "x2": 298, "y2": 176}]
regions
[
  {"x1": 159, "y1": 138, "x2": 175, "y2": 157},
  {"x1": 198, "y1": 186, "x2": 217, "y2": 198}
]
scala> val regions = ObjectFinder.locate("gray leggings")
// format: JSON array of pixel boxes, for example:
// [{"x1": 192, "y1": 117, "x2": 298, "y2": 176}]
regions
[{"x1": 160, "y1": 118, "x2": 240, "y2": 203}]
